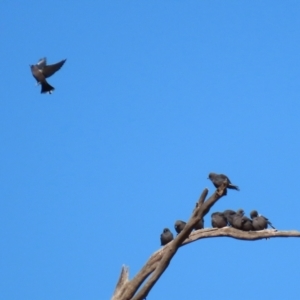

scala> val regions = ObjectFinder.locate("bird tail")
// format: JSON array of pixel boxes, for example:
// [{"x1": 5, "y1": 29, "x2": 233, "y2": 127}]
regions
[
  {"x1": 228, "y1": 184, "x2": 240, "y2": 191},
  {"x1": 41, "y1": 80, "x2": 55, "y2": 94},
  {"x1": 268, "y1": 221, "x2": 276, "y2": 229}
]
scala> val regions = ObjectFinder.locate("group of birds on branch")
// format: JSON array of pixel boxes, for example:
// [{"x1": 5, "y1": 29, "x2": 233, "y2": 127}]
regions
[{"x1": 160, "y1": 172, "x2": 275, "y2": 246}]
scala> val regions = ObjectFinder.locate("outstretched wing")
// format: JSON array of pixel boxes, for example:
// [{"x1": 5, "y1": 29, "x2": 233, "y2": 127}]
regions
[
  {"x1": 36, "y1": 58, "x2": 47, "y2": 69},
  {"x1": 42, "y1": 59, "x2": 66, "y2": 78}
]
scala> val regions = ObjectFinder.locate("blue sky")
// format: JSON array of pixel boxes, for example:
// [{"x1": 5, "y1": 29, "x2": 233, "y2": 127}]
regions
[{"x1": 1, "y1": 1, "x2": 300, "y2": 299}]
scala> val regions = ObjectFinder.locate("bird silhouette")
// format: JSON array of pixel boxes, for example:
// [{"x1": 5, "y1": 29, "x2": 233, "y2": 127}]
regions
[
  {"x1": 241, "y1": 215, "x2": 253, "y2": 231},
  {"x1": 230, "y1": 214, "x2": 244, "y2": 230},
  {"x1": 250, "y1": 210, "x2": 275, "y2": 230},
  {"x1": 174, "y1": 220, "x2": 186, "y2": 234},
  {"x1": 208, "y1": 173, "x2": 239, "y2": 191},
  {"x1": 225, "y1": 209, "x2": 244, "y2": 229},
  {"x1": 160, "y1": 228, "x2": 174, "y2": 246},
  {"x1": 211, "y1": 212, "x2": 227, "y2": 228},
  {"x1": 30, "y1": 57, "x2": 66, "y2": 94}
]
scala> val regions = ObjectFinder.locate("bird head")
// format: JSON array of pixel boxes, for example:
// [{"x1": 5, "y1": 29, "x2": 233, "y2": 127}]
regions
[
  {"x1": 250, "y1": 210, "x2": 258, "y2": 219},
  {"x1": 236, "y1": 209, "x2": 245, "y2": 216},
  {"x1": 208, "y1": 172, "x2": 215, "y2": 179}
]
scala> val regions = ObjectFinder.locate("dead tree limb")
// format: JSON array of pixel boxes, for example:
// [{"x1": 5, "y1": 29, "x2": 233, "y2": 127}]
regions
[{"x1": 111, "y1": 184, "x2": 300, "y2": 300}]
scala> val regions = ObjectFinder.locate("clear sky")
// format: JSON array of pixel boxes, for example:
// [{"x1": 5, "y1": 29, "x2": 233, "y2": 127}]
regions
[{"x1": 1, "y1": 1, "x2": 300, "y2": 299}]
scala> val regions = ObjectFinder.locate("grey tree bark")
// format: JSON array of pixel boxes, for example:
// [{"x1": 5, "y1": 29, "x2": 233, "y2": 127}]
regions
[{"x1": 111, "y1": 183, "x2": 300, "y2": 300}]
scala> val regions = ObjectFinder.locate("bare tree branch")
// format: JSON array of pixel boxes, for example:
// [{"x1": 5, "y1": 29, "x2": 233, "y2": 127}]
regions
[
  {"x1": 131, "y1": 186, "x2": 225, "y2": 300},
  {"x1": 197, "y1": 187, "x2": 208, "y2": 206},
  {"x1": 111, "y1": 185, "x2": 300, "y2": 300},
  {"x1": 182, "y1": 227, "x2": 300, "y2": 243},
  {"x1": 112, "y1": 266, "x2": 129, "y2": 300}
]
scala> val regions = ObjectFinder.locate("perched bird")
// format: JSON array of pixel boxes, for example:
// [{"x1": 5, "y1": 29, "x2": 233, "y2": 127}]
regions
[
  {"x1": 241, "y1": 215, "x2": 253, "y2": 231},
  {"x1": 225, "y1": 209, "x2": 245, "y2": 230},
  {"x1": 223, "y1": 209, "x2": 236, "y2": 225},
  {"x1": 211, "y1": 212, "x2": 227, "y2": 228},
  {"x1": 208, "y1": 173, "x2": 239, "y2": 192},
  {"x1": 250, "y1": 210, "x2": 275, "y2": 230},
  {"x1": 194, "y1": 218, "x2": 204, "y2": 230},
  {"x1": 174, "y1": 220, "x2": 186, "y2": 234},
  {"x1": 231, "y1": 209, "x2": 245, "y2": 230},
  {"x1": 30, "y1": 57, "x2": 67, "y2": 94},
  {"x1": 223, "y1": 209, "x2": 236, "y2": 219},
  {"x1": 160, "y1": 228, "x2": 174, "y2": 246},
  {"x1": 236, "y1": 209, "x2": 244, "y2": 216}
]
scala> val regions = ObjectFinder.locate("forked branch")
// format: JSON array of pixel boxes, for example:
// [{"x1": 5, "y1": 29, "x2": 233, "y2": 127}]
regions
[{"x1": 111, "y1": 185, "x2": 300, "y2": 300}]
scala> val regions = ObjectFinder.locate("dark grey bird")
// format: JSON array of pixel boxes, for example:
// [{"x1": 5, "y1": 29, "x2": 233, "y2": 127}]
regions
[
  {"x1": 211, "y1": 212, "x2": 227, "y2": 228},
  {"x1": 208, "y1": 173, "x2": 239, "y2": 192},
  {"x1": 194, "y1": 218, "x2": 204, "y2": 230},
  {"x1": 223, "y1": 209, "x2": 236, "y2": 225},
  {"x1": 250, "y1": 210, "x2": 275, "y2": 230},
  {"x1": 231, "y1": 209, "x2": 245, "y2": 230},
  {"x1": 241, "y1": 215, "x2": 253, "y2": 231},
  {"x1": 236, "y1": 209, "x2": 245, "y2": 216},
  {"x1": 225, "y1": 209, "x2": 245, "y2": 230},
  {"x1": 160, "y1": 228, "x2": 174, "y2": 246},
  {"x1": 30, "y1": 57, "x2": 67, "y2": 94},
  {"x1": 223, "y1": 209, "x2": 236, "y2": 219},
  {"x1": 174, "y1": 220, "x2": 186, "y2": 234}
]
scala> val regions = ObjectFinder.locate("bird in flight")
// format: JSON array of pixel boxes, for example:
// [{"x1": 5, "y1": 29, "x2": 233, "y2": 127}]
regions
[{"x1": 30, "y1": 57, "x2": 67, "y2": 94}]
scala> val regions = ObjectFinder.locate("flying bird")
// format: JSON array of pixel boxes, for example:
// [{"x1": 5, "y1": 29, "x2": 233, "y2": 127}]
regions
[
  {"x1": 250, "y1": 210, "x2": 275, "y2": 230},
  {"x1": 160, "y1": 228, "x2": 174, "y2": 246},
  {"x1": 174, "y1": 220, "x2": 186, "y2": 234},
  {"x1": 208, "y1": 173, "x2": 239, "y2": 192},
  {"x1": 30, "y1": 57, "x2": 66, "y2": 94}
]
